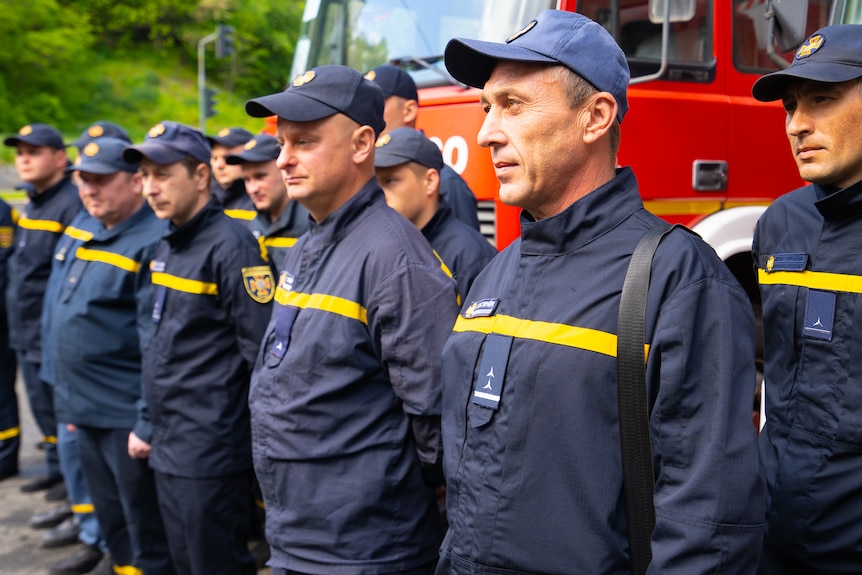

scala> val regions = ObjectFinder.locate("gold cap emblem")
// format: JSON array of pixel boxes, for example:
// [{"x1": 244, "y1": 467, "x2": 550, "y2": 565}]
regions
[
  {"x1": 364, "y1": 70, "x2": 376, "y2": 81},
  {"x1": 148, "y1": 123, "x2": 166, "y2": 138},
  {"x1": 375, "y1": 134, "x2": 391, "y2": 148},
  {"x1": 507, "y1": 20, "x2": 537, "y2": 43},
  {"x1": 83, "y1": 142, "x2": 100, "y2": 157},
  {"x1": 244, "y1": 139, "x2": 258, "y2": 150},
  {"x1": 293, "y1": 70, "x2": 316, "y2": 87},
  {"x1": 88, "y1": 125, "x2": 104, "y2": 137},
  {"x1": 796, "y1": 35, "x2": 824, "y2": 59},
  {"x1": 19, "y1": 125, "x2": 33, "y2": 136},
  {"x1": 218, "y1": 128, "x2": 231, "y2": 137}
]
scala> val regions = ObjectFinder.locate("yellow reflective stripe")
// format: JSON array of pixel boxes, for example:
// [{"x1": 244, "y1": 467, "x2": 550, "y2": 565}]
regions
[
  {"x1": 0, "y1": 426, "x2": 20, "y2": 441},
  {"x1": 75, "y1": 247, "x2": 141, "y2": 273},
  {"x1": 274, "y1": 289, "x2": 367, "y2": 324},
  {"x1": 113, "y1": 565, "x2": 143, "y2": 575},
  {"x1": 255, "y1": 498, "x2": 266, "y2": 510},
  {"x1": 224, "y1": 209, "x2": 257, "y2": 221},
  {"x1": 10, "y1": 207, "x2": 19, "y2": 224},
  {"x1": 71, "y1": 503, "x2": 95, "y2": 514},
  {"x1": 432, "y1": 250, "x2": 454, "y2": 279},
  {"x1": 151, "y1": 272, "x2": 218, "y2": 295},
  {"x1": 64, "y1": 226, "x2": 94, "y2": 241},
  {"x1": 758, "y1": 269, "x2": 862, "y2": 294},
  {"x1": 17, "y1": 216, "x2": 64, "y2": 233},
  {"x1": 262, "y1": 237, "x2": 298, "y2": 248},
  {"x1": 42, "y1": 435, "x2": 57, "y2": 444},
  {"x1": 453, "y1": 314, "x2": 650, "y2": 359}
]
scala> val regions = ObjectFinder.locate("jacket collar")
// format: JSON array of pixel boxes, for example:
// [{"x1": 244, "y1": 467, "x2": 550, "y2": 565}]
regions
[{"x1": 305, "y1": 177, "x2": 383, "y2": 247}]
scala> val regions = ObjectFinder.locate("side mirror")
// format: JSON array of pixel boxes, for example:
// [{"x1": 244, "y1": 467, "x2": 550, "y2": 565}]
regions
[
  {"x1": 648, "y1": 0, "x2": 696, "y2": 24},
  {"x1": 770, "y1": 0, "x2": 808, "y2": 52}
]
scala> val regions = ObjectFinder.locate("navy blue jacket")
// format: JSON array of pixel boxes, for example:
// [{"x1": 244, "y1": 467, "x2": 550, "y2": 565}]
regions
[
  {"x1": 248, "y1": 200, "x2": 308, "y2": 274},
  {"x1": 6, "y1": 176, "x2": 81, "y2": 362},
  {"x1": 440, "y1": 164, "x2": 480, "y2": 231},
  {"x1": 422, "y1": 200, "x2": 496, "y2": 302},
  {"x1": 42, "y1": 206, "x2": 165, "y2": 428},
  {"x1": 0, "y1": 199, "x2": 15, "y2": 320},
  {"x1": 439, "y1": 168, "x2": 765, "y2": 575},
  {"x1": 141, "y1": 201, "x2": 273, "y2": 478},
  {"x1": 754, "y1": 179, "x2": 862, "y2": 573},
  {"x1": 250, "y1": 179, "x2": 458, "y2": 574}
]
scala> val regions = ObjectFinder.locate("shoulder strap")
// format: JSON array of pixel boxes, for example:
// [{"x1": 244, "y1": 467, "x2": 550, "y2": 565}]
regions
[{"x1": 617, "y1": 223, "x2": 678, "y2": 575}]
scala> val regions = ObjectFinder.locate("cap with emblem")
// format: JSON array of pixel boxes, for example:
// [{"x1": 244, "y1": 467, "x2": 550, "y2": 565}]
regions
[
  {"x1": 444, "y1": 9, "x2": 630, "y2": 122},
  {"x1": 752, "y1": 25, "x2": 862, "y2": 102},
  {"x1": 225, "y1": 134, "x2": 280, "y2": 165},
  {"x1": 365, "y1": 65, "x2": 418, "y2": 101},
  {"x1": 123, "y1": 121, "x2": 212, "y2": 166},
  {"x1": 4, "y1": 123, "x2": 65, "y2": 149},
  {"x1": 246, "y1": 65, "x2": 386, "y2": 137},
  {"x1": 69, "y1": 121, "x2": 131, "y2": 150},
  {"x1": 206, "y1": 127, "x2": 255, "y2": 148},
  {"x1": 67, "y1": 137, "x2": 140, "y2": 175},
  {"x1": 374, "y1": 127, "x2": 443, "y2": 170}
]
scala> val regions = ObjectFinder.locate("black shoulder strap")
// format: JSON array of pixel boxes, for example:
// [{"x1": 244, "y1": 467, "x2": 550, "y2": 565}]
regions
[{"x1": 617, "y1": 223, "x2": 678, "y2": 575}]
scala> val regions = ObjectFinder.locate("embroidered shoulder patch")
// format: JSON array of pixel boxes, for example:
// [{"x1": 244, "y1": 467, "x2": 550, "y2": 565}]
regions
[
  {"x1": 0, "y1": 226, "x2": 12, "y2": 249},
  {"x1": 242, "y1": 266, "x2": 275, "y2": 303}
]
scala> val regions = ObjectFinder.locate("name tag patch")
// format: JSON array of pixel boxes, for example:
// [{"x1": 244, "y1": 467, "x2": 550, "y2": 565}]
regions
[
  {"x1": 464, "y1": 298, "x2": 501, "y2": 319},
  {"x1": 803, "y1": 290, "x2": 835, "y2": 341},
  {"x1": 763, "y1": 253, "x2": 808, "y2": 272}
]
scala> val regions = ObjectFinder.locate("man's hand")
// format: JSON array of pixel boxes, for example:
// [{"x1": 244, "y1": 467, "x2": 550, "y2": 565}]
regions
[{"x1": 128, "y1": 431, "x2": 151, "y2": 459}]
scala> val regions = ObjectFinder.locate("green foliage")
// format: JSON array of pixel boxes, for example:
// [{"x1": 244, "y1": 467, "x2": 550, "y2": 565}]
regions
[{"x1": 0, "y1": 0, "x2": 304, "y2": 143}]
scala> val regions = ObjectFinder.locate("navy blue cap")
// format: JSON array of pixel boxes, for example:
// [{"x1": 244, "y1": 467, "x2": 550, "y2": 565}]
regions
[
  {"x1": 365, "y1": 65, "x2": 418, "y2": 101},
  {"x1": 206, "y1": 127, "x2": 255, "y2": 148},
  {"x1": 69, "y1": 121, "x2": 131, "y2": 150},
  {"x1": 374, "y1": 127, "x2": 443, "y2": 170},
  {"x1": 225, "y1": 134, "x2": 280, "y2": 164},
  {"x1": 123, "y1": 121, "x2": 212, "y2": 166},
  {"x1": 246, "y1": 65, "x2": 386, "y2": 137},
  {"x1": 752, "y1": 25, "x2": 862, "y2": 102},
  {"x1": 444, "y1": 10, "x2": 630, "y2": 122},
  {"x1": 4, "y1": 123, "x2": 65, "y2": 149},
  {"x1": 67, "y1": 137, "x2": 140, "y2": 175}
]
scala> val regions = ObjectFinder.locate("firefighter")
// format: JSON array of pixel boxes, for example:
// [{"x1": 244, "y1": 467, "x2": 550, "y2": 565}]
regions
[
  {"x1": 4, "y1": 123, "x2": 81, "y2": 497},
  {"x1": 374, "y1": 126, "x2": 496, "y2": 302},
  {"x1": 751, "y1": 24, "x2": 862, "y2": 575},
  {"x1": 245, "y1": 65, "x2": 458, "y2": 575},
  {"x1": 224, "y1": 133, "x2": 309, "y2": 273},
  {"x1": 124, "y1": 121, "x2": 272, "y2": 575},
  {"x1": 0, "y1": 197, "x2": 19, "y2": 482},
  {"x1": 435, "y1": 10, "x2": 764, "y2": 573},
  {"x1": 42, "y1": 137, "x2": 174, "y2": 575},
  {"x1": 365, "y1": 64, "x2": 482, "y2": 231},
  {"x1": 207, "y1": 126, "x2": 256, "y2": 222}
]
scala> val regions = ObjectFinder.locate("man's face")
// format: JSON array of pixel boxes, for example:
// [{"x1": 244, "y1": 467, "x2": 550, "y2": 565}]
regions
[
  {"x1": 242, "y1": 160, "x2": 287, "y2": 217},
  {"x1": 783, "y1": 78, "x2": 862, "y2": 189},
  {"x1": 211, "y1": 143, "x2": 245, "y2": 188},
  {"x1": 140, "y1": 158, "x2": 208, "y2": 226},
  {"x1": 275, "y1": 114, "x2": 360, "y2": 222},
  {"x1": 376, "y1": 162, "x2": 432, "y2": 227},
  {"x1": 78, "y1": 170, "x2": 144, "y2": 229},
  {"x1": 14, "y1": 144, "x2": 67, "y2": 191},
  {"x1": 478, "y1": 62, "x2": 585, "y2": 220}
]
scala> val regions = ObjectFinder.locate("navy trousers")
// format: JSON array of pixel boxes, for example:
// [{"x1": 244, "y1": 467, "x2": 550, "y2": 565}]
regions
[
  {"x1": 154, "y1": 470, "x2": 255, "y2": 575},
  {"x1": 17, "y1": 356, "x2": 59, "y2": 478},
  {"x1": 0, "y1": 313, "x2": 18, "y2": 475},
  {"x1": 77, "y1": 426, "x2": 174, "y2": 574}
]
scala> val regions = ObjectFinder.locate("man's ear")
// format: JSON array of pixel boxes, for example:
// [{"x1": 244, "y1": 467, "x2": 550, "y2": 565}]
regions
[
  {"x1": 581, "y1": 92, "x2": 617, "y2": 145},
  {"x1": 195, "y1": 162, "x2": 211, "y2": 192},
  {"x1": 423, "y1": 167, "x2": 440, "y2": 199},
  {"x1": 352, "y1": 125, "x2": 377, "y2": 164},
  {"x1": 402, "y1": 99, "x2": 419, "y2": 127}
]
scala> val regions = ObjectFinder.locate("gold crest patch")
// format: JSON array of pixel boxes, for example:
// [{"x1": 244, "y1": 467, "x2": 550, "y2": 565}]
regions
[
  {"x1": 148, "y1": 123, "x2": 166, "y2": 138},
  {"x1": 244, "y1": 139, "x2": 257, "y2": 150},
  {"x1": 364, "y1": 70, "x2": 377, "y2": 81},
  {"x1": 0, "y1": 226, "x2": 12, "y2": 249},
  {"x1": 19, "y1": 125, "x2": 33, "y2": 136},
  {"x1": 796, "y1": 35, "x2": 824, "y2": 59},
  {"x1": 375, "y1": 134, "x2": 391, "y2": 148},
  {"x1": 84, "y1": 142, "x2": 100, "y2": 157},
  {"x1": 88, "y1": 125, "x2": 104, "y2": 137},
  {"x1": 293, "y1": 70, "x2": 316, "y2": 87},
  {"x1": 242, "y1": 266, "x2": 275, "y2": 303},
  {"x1": 766, "y1": 255, "x2": 775, "y2": 273}
]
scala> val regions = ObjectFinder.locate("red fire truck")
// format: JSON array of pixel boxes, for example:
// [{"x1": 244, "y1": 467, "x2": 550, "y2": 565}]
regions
[{"x1": 285, "y1": 0, "x2": 856, "y2": 313}]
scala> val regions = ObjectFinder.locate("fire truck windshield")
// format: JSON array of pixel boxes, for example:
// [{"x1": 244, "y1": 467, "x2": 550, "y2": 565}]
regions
[{"x1": 290, "y1": 0, "x2": 555, "y2": 85}]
